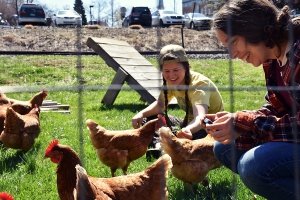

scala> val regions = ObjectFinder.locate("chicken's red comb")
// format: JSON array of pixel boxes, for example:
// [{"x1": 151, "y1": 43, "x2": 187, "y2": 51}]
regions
[
  {"x1": 0, "y1": 192, "x2": 14, "y2": 200},
  {"x1": 45, "y1": 139, "x2": 59, "y2": 154},
  {"x1": 158, "y1": 114, "x2": 166, "y2": 125}
]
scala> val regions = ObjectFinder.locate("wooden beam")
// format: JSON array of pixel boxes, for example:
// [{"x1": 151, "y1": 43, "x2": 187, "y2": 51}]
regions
[
  {"x1": 101, "y1": 68, "x2": 128, "y2": 105},
  {"x1": 40, "y1": 104, "x2": 70, "y2": 110}
]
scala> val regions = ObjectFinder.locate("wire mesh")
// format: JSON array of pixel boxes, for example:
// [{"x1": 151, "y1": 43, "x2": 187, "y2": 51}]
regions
[{"x1": 0, "y1": 1, "x2": 300, "y2": 200}]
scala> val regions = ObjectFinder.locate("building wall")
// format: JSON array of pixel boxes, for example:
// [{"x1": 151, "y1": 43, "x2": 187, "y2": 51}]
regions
[
  {"x1": 182, "y1": 0, "x2": 217, "y2": 15},
  {"x1": 1, "y1": 0, "x2": 25, "y2": 5}
]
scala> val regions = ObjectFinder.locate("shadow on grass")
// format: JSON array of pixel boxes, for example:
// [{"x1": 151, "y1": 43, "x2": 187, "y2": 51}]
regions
[
  {"x1": 99, "y1": 103, "x2": 148, "y2": 112},
  {"x1": 99, "y1": 103, "x2": 179, "y2": 112},
  {"x1": 0, "y1": 146, "x2": 25, "y2": 174},
  {"x1": 170, "y1": 179, "x2": 236, "y2": 200},
  {"x1": 0, "y1": 140, "x2": 41, "y2": 174}
]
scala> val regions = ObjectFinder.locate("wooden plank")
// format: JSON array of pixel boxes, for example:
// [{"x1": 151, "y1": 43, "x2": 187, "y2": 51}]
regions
[
  {"x1": 129, "y1": 79, "x2": 162, "y2": 88},
  {"x1": 40, "y1": 104, "x2": 70, "y2": 110},
  {"x1": 104, "y1": 52, "x2": 148, "y2": 59},
  {"x1": 122, "y1": 66, "x2": 160, "y2": 73},
  {"x1": 41, "y1": 110, "x2": 71, "y2": 114},
  {"x1": 87, "y1": 38, "x2": 125, "y2": 72},
  {"x1": 41, "y1": 101, "x2": 60, "y2": 106},
  {"x1": 87, "y1": 37, "x2": 177, "y2": 106},
  {"x1": 41, "y1": 100, "x2": 70, "y2": 112},
  {"x1": 99, "y1": 44, "x2": 140, "y2": 54},
  {"x1": 102, "y1": 68, "x2": 128, "y2": 105},
  {"x1": 113, "y1": 57, "x2": 154, "y2": 66},
  {"x1": 127, "y1": 72, "x2": 162, "y2": 80},
  {"x1": 89, "y1": 37, "x2": 130, "y2": 46},
  {"x1": 40, "y1": 107, "x2": 59, "y2": 111}
]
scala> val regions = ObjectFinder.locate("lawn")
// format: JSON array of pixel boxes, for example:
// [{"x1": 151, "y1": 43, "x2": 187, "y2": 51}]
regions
[{"x1": 0, "y1": 55, "x2": 267, "y2": 200}]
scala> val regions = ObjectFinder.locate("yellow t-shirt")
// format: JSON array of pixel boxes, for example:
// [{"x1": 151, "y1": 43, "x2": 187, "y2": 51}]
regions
[{"x1": 160, "y1": 70, "x2": 224, "y2": 123}]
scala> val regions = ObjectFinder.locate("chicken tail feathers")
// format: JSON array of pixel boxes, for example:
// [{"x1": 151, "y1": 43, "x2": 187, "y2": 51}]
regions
[
  {"x1": 86, "y1": 119, "x2": 104, "y2": 133},
  {"x1": 74, "y1": 164, "x2": 96, "y2": 200},
  {"x1": 148, "y1": 153, "x2": 173, "y2": 172},
  {"x1": 143, "y1": 154, "x2": 172, "y2": 199}
]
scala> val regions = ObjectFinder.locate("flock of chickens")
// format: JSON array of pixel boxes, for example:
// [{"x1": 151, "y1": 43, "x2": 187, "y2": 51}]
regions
[
  {"x1": 0, "y1": 90, "x2": 47, "y2": 153},
  {"x1": 0, "y1": 90, "x2": 222, "y2": 200}
]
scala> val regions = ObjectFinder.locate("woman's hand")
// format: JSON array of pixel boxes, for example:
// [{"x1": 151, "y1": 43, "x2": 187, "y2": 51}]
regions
[
  {"x1": 205, "y1": 111, "x2": 229, "y2": 122},
  {"x1": 132, "y1": 113, "x2": 144, "y2": 129},
  {"x1": 176, "y1": 127, "x2": 193, "y2": 139},
  {"x1": 205, "y1": 112, "x2": 240, "y2": 144}
]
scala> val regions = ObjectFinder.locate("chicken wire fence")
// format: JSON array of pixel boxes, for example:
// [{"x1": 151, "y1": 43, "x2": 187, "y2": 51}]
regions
[{"x1": 0, "y1": 9, "x2": 299, "y2": 200}]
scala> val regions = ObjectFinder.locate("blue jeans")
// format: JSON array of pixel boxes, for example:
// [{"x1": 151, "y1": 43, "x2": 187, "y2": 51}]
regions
[{"x1": 214, "y1": 141, "x2": 300, "y2": 200}]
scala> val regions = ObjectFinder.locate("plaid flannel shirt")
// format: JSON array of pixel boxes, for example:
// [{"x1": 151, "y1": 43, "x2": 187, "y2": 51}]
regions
[{"x1": 234, "y1": 39, "x2": 300, "y2": 150}]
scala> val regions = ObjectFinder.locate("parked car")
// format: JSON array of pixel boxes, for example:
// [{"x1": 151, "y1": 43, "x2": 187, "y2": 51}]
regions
[
  {"x1": 122, "y1": 6, "x2": 152, "y2": 27},
  {"x1": 152, "y1": 10, "x2": 184, "y2": 28},
  {"x1": 0, "y1": 13, "x2": 4, "y2": 25},
  {"x1": 183, "y1": 13, "x2": 212, "y2": 30},
  {"x1": 18, "y1": 3, "x2": 47, "y2": 26},
  {"x1": 53, "y1": 10, "x2": 82, "y2": 27},
  {"x1": 88, "y1": 20, "x2": 98, "y2": 25}
]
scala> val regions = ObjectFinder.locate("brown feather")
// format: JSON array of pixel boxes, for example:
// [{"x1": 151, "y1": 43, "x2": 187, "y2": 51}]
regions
[
  {"x1": 158, "y1": 127, "x2": 222, "y2": 191},
  {"x1": 86, "y1": 116, "x2": 166, "y2": 176},
  {"x1": 0, "y1": 106, "x2": 40, "y2": 153},
  {"x1": 45, "y1": 140, "x2": 172, "y2": 200},
  {"x1": 9, "y1": 90, "x2": 47, "y2": 115}
]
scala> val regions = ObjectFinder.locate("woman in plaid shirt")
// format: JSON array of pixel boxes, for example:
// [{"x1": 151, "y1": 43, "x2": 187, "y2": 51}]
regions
[{"x1": 206, "y1": 0, "x2": 300, "y2": 199}]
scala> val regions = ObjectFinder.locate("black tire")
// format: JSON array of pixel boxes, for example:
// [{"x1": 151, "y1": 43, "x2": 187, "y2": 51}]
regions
[
  {"x1": 159, "y1": 19, "x2": 164, "y2": 28},
  {"x1": 190, "y1": 22, "x2": 195, "y2": 29}
]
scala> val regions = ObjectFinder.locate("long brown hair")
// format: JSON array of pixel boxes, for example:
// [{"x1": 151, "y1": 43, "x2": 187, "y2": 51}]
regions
[
  {"x1": 213, "y1": 0, "x2": 292, "y2": 57},
  {"x1": 160, "y1": 61, "x2": 191, "y2": 128}
]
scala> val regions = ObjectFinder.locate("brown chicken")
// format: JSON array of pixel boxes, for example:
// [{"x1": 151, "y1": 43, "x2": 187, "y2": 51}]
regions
[
  {"x1": 0, "y1": 192, "x2": 14, "y2": 200},
  {"x1": 85, "y1": 114, "x2": 166, "y2": 177},
  {"x1": 8, "y1": 89, "x2": 47, "y2": 115},
  {"x1": 158, "y1": 126, "x2": 222, "y2": 194},
  {"x1": 0, "y1": 105, "x2": 40, "y2": 153},
  {"x1": 44, "y1": 139, "x2": 172, "y2": 200},
  {"x1": 0, "y1": 92, "x2": 11, "y2": 134}
]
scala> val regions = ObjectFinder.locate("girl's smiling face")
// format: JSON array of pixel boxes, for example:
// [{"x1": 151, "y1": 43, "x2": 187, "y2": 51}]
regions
[
  {"x1": 216, "y1": 29, "x2": 274, "y2": 67},
  {"x1": 162, "y1": 62, "x2": 186, "y2": 86}
]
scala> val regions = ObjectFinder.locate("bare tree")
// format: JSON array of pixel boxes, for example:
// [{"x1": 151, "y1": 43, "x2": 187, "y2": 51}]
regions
[
  {"x1": 91, "y1": 0, "x2": 107, "y2": 23},
  {"x1": 0, "y1": 1, "x2": 21, "y2": 25},
  {"x1": 207, "y1": 0, "x2": 226, "y2": 12},
  {"x1": 11, "y1": 0, "x2": 24, "y2": 14},
  {"x1": 36, "y1": 2, "x2": 57, "y2": 17},
  {"x1": 106, "y1": 0, "x2": 120, "y2": 27}
]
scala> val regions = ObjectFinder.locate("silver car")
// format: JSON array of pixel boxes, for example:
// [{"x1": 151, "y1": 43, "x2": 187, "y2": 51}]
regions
[
  {"x1": 18, "y1": 3, "x2": 47, "y2": 26},
  {"x1": 152, "y1": 10, "x2": 184, "y2": 27},
  {"x1": 53, "y1": 10, "x2": 82, "y2": 27},
  {"x1": 183, "y1": 13, "x2": 212, "y2": 30}
]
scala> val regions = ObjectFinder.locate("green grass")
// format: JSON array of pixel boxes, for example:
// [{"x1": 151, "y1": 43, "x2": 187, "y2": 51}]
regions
[{"x1": 0, "y1": 55, "x2": 267, "y2": 199}]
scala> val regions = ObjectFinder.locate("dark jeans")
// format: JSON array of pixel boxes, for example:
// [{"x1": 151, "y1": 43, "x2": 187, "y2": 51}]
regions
[{"x1": 142, "y1": 115, "x2": 207, "y2": 148}]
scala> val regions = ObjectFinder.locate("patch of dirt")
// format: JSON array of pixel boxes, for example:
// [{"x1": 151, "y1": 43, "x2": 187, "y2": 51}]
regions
[{"x1": 0, "y1": 26, "x2": 224, "y2": 52}]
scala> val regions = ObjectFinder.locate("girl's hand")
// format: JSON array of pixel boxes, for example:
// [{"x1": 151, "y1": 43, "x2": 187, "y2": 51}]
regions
[
  {"x1": 205, "y1": 112, "x2": 240, "y2": 144},
  {"x1": 176, "y1": 127, "x2": 193, "y2": 139},
  {"x1": 132, "y1": 113, "x2": 144, "y2": 129}
]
